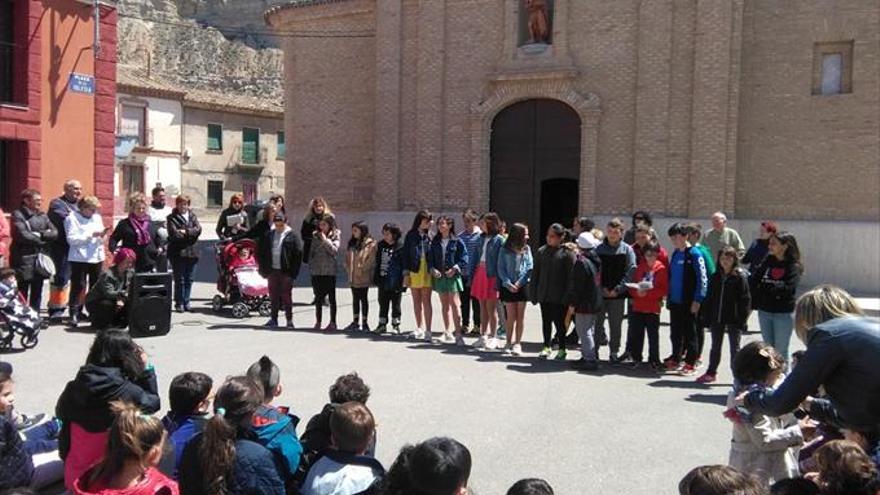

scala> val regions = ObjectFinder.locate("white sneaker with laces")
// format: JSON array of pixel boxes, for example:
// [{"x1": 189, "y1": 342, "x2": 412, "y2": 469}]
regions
[
  {"x1": 412, "y1": 328, "x2": 424, "y2": 340},
  {"x1": 503, "y1": 343, "x2": 514, "y2": 355},
  {"x1": 486, "y1": 337, "x2": 498, "y2": 350},
  {"x1": 511, "y1": 343, "x2": 523, "y2": 356},
  {"x1": 441, "y1": 332, "x2": 455, "y2": 344},
  {"x1": 473, "y1": 336, "x2": 486, "y2": 349}
]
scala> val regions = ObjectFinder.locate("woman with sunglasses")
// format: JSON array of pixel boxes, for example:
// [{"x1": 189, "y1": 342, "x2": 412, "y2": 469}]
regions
[{"x1": 215, "y1": 193, "x2": 250, "y2": 241}]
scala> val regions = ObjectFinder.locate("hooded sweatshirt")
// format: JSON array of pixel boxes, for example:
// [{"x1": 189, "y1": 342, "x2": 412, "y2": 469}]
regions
[
  {"x1": 73, "y1": 467, "x2": 178, "y2": 495},
  {"x1": 56, "y1": 365, "x2": 161, "y2": 488},
  {"x1": 250, "y1": 405, "x2": 303, "y2": 485}
]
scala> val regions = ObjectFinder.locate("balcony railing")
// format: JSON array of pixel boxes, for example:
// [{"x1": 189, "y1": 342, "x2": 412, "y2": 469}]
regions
[{"x1": 235, "y1": 145, "x2": 268, "y2": 168}]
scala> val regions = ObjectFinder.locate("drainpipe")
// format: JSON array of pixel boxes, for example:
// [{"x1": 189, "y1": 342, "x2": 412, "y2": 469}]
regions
[{"x1": 93, "y1": 0, "x2": 101, "y2": 57}]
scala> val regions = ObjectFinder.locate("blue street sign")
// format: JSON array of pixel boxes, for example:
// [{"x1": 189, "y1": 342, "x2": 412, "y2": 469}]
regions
[{"x1": 69, "y1": 73, "x2": 95, "y2": 95}]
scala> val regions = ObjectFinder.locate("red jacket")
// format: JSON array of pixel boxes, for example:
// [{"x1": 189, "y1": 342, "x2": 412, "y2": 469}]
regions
[
  {"x1": 74, "y1": 467, "x2": 178, "y2": 495},
  {"x1": 628, "y1": 259, "x2": 668, "y2": 315}
]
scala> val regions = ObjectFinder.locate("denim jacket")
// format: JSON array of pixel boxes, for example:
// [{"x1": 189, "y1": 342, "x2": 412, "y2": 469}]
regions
[
  {"x1": 401, "y1": 230, "x2": 431, "y2": 274},
  {"x1": 474, "y1": 234, "x2": 504, "y2": 279},
  {"x1": 428, "y1": 237, "x2": 468, "y2": 276},
  {"x1": 497, "y1": 245, "x2": 533, "y2": 291}
]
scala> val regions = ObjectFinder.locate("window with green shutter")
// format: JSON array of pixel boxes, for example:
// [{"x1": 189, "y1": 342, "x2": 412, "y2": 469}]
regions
[
  {"x1": 276, "y1": 131, "x2": 285, "y2": 160},
  {"x1": 207, "y1": 124, "x2": 222, "y2": 151},
  {"x1": 242, "y1": 127, "x2": 259, "y2": 164}
]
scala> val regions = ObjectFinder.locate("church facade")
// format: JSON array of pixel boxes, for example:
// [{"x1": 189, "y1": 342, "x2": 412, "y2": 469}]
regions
[{"x1": 266, "y1": 0, "x2": 880, "y2": 291}]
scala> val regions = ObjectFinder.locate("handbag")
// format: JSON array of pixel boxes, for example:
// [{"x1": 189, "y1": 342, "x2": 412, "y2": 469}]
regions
[{"x1": 24, "y1": 216, "x2": 57, "y2": 278}]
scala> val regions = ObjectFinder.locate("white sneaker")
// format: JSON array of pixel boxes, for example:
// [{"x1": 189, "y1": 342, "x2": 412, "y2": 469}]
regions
[
  {"x1": 423, "y1": 331, "x2": 433, "y2": 343},
  {"x1": 473, "y1": 336, "x2": 487, "y2": 349},
  {"x1": 503, "y1": 343, "x2": 514, "y2": 355},
  {"x1": 455, "y1": 335, "x2": 466, "y2": 347},
  {"x1": 441, "y1": 332, "x2": 455, "y2": 344},
  {"x1": 412, "y1": 328, "x2": 424, "y2": 340},
  {"x1": 486, "y1": 337, "x2": 498, "y2": 350},
  {"x1": 511, "y1": 343, "x2": 523, "y2": 356}
]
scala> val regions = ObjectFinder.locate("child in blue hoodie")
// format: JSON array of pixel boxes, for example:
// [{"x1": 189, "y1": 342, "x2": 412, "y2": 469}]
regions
[
  {"x1": 246, "y1": 355, "x2": 303, "y2": 489},
  {"x1": 160, "y1": 371, "x2": 213, "y2": 478}
]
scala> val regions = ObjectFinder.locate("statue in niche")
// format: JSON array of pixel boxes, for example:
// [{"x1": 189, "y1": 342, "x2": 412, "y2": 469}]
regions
[{"x1": 525, "y1": 0, "x2": 550, "y2": 44}]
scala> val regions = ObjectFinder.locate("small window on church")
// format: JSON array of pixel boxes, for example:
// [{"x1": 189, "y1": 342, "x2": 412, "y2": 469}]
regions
[{"x1": 812, "y1": 41, "x2": 853, "y2": 96}]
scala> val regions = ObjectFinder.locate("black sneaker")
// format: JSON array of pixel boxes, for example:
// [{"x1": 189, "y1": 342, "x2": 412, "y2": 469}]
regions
[
  {"x1": 375, "y1": 323, "x2": 387, "y2": 334},
  {"x1": 595, "y1": 333, "x2": 609, "y2": 347},
  {"x1": 565, "y1": 332, "x2": 580, "y2": 346},
  {"x1": 608, "y1": 353, "x2": 622, "y2": 364},
  {"x1": 617, "y1": 352, "x2": 635, "y2": 365}
]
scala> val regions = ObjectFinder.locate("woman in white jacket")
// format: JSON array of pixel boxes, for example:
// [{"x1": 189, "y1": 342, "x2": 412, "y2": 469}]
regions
[{"x1": 65, "y1": 196, "x2": 109, "y2": 327}]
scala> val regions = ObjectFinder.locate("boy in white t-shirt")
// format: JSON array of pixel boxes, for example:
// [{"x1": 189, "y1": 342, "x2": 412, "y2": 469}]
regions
[{"x1": 301, "y1": 401, "x2": 384, "y2": 495}]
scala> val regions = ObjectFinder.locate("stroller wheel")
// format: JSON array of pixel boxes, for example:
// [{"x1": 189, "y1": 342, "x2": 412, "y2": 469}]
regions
[
  {"x1": 258, "y1": 300, "x2": 272, "y2": 317},
  {"x1": 20, "y1": 334, "x2": 38, "y2": 349},
  {"x1": 231, "y1": 302, "x2": 250, "y2": 319},
  {"x1": 211, "y1": 295, "x2": 225, "y2": 312}
]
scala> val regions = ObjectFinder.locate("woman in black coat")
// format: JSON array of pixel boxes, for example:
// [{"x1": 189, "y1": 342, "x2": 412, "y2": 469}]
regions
[
  {"x1": 11, "y1": 189, "x2": 58, "y2": 310},
  {"x1": 109, "y1": 193, "x2": 161, "y2": 273},
  {"x1": 167, "y1": 195, "x2": 202, "y2": 312},
  {"x1": 215, "y1": 193, "x2": 250, "y2": 240}
]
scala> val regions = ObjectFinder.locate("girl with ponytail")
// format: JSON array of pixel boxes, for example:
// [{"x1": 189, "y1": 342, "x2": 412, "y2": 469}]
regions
[
  {"x1": 73, "y1": 401, "x2": 177, "y2": 495},
  {"x1": 178, "y1": 376, "x2": 284, "y2": 495},
  {"x1": 378, "y1": 437, "x2": 471, "y2": 495}
]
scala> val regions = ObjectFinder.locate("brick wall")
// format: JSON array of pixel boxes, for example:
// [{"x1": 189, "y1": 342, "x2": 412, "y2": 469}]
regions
[{"x1": 269, "y1": 0, "x2": 880, "y2": 222}]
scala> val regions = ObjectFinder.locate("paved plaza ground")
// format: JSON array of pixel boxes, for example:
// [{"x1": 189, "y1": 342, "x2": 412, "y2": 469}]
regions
[{"x1": 6, "y1": 281, "x2": 809, "y2": 494}]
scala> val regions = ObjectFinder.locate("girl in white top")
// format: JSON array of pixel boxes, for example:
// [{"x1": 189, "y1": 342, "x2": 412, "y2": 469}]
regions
[{"x1": 64, "y1": 196, "x2": 109, "y2": 327}]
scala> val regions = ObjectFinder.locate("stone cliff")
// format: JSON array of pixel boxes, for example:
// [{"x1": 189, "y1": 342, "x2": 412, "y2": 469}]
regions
[{"x1": 117, "y1": 0, "x2": 284, "y2": 103}]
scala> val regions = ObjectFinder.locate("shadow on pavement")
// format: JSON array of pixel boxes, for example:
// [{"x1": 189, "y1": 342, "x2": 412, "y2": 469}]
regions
[
  {"x1": 685, "y1": 393, "x2": 729, "y2": 406},
  {"x1": 646, "y1": 379, "x2": 732, "y2": 389}
]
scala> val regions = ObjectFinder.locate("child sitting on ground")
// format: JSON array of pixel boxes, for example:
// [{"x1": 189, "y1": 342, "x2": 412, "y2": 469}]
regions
[
  {"x1": 246, "y1": 356, "x2": 303, "y2": 488},
  {"x1": 508, "y1": 478, "x2": 555, "y2": 495},
  {"x1": 301, "y1": 402, "x2": 384, "y2": 495},
  {"x1": 678, "y1": 465, "x2": 766, "y2": 495},
  {"x1": 0, "y1": 362, "x2": 63, "y2": 491},
  {"x1": 807, "y1": 440, "x2": 880, "y2": 495},
  {"x1": 160, "y1": 372, "x2": 213, "y2": 478},
  {"x1": 726, "y1": 341, "x2": 807, "y2": 485},
  {"x1": 73, "y1": 401, "x2": 178, "y2": 495}
]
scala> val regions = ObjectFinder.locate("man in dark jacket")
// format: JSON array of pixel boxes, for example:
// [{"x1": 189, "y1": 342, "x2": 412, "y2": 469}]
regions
[
  {"x1": 46, "y1": 179, "x2": 82, "y2": 323},
  {"x1": 257, "y1": 213, "x2": 303, "y2": 329},
  {"x1": 594, "y1": 218, "x2": 637, "y2": 362},
  {"x1": 11, "y1": 189, "x2": 59, "y2": 312},
  {"x1": 565, "y1": 232, "x2": 603, "y2": 371}
]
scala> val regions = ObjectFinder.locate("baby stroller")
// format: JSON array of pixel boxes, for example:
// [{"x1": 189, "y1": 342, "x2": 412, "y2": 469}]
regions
[
  {"x1": 0, "y1": 282, "x2": 40, "y2": 350},
  {"x1": 211, "y1": 239, "x2": 272, "y2": 318}
]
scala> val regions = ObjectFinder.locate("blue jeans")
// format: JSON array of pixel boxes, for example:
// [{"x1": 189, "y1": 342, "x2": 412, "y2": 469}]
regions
[
  {"x1": 172, "y1": 257, "x2": 198, "y2": 307},
  {"x1": 23, "y1": 419, "x2": 60, "y2": 456},
  {"x1": 758, "y1": 310, "x2": 794, "y2": 363}
]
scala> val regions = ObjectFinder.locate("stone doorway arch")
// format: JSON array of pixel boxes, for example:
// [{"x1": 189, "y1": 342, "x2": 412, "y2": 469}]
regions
[{"x1": 470, "y1": 82, "x2": 601, "y2": 216}]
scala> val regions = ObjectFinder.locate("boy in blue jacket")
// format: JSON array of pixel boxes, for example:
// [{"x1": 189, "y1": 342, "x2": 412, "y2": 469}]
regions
[
  {"x1": 665, "y1": 223, "x2": 709, "y2": 376},
  {"x1": 246, "y1": 355, "x2": 304, "y2": 489},
  {"x1": 160, "y1": 371, "x2": 213, "y2": 478}
]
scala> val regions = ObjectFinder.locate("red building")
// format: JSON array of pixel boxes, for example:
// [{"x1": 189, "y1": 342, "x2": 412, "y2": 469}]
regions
[{"x1": 0, "y1": 0, "x2": 116, "y2": 212}]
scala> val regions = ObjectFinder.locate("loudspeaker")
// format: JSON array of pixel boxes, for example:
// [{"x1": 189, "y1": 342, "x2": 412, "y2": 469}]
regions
[{"x1": 128, "y1": 272, "x2": 172, "y2": 338}]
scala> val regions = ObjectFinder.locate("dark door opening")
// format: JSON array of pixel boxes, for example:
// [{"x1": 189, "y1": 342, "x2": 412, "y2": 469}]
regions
[
  {"x1": 490, "y1": 99, "x2": 581, "y2": 246},
  {"x1": 539, "y1": 178, "x2": 578, "y2": 239}
]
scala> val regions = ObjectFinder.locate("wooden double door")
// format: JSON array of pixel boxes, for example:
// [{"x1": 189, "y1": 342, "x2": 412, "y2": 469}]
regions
[{"x1": 490, "y1": 99, "x2": 581, "y2": 243}]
